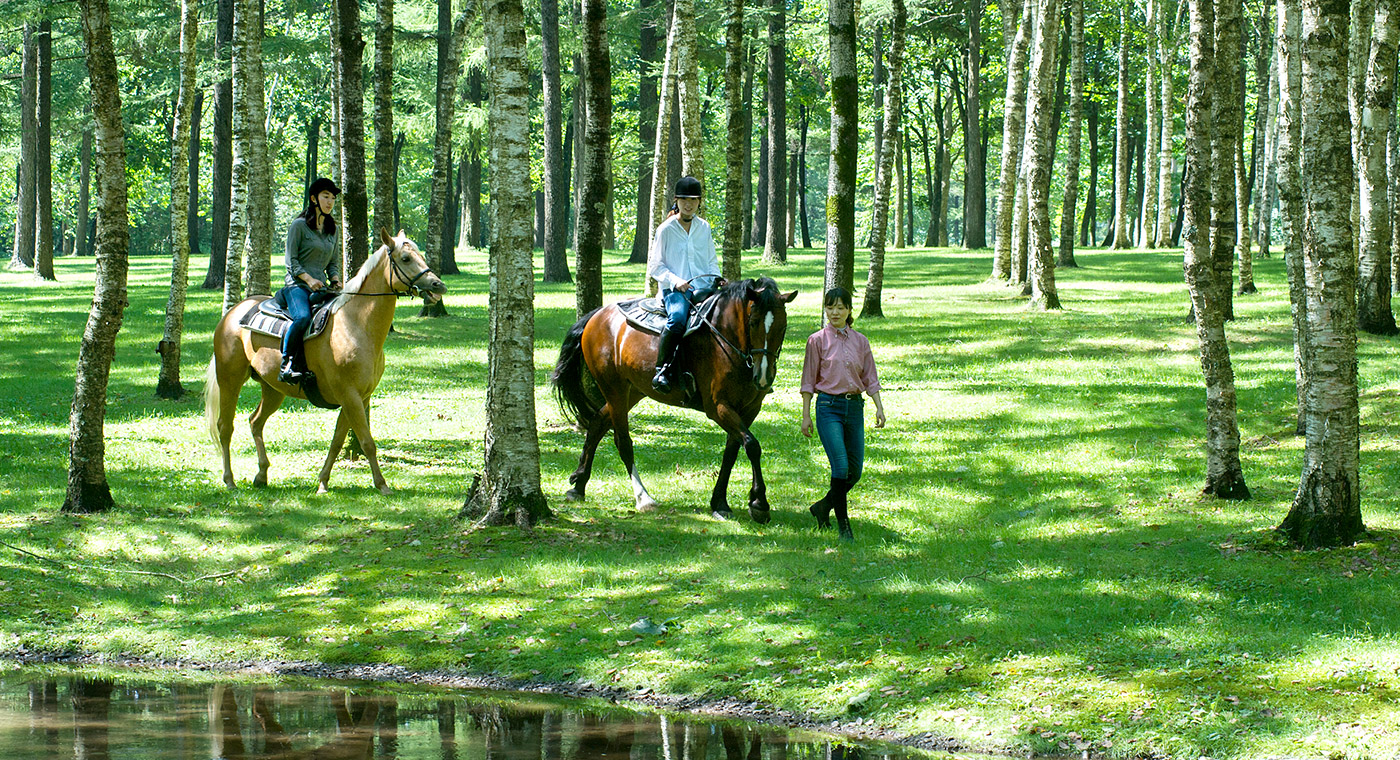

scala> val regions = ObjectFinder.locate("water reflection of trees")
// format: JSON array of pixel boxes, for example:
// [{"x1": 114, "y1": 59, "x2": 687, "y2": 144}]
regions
[{"x1": 11, "y1": 678, "x2": 896, "y2": 759}]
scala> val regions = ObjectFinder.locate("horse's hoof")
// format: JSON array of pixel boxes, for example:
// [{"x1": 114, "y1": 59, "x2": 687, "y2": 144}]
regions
[
  {"x1": 223, "y1": 480, "x2": 237, "y2": 490},
  {"x1": 564, "y1": 489, "x2": 585, "y2": 503},
  {"x1": 636, "y1": 498, "x2": 660, "y2": 513},
  {"x1": 749, "y1": 506, "x2": 771, "y2": 524},
  {"x1": 253, "y1": 474, "x2": 268, "y2": 488},
  {"x1": 378, "y1": 484, "x2": 394, "y2": 496},
  {"x1": 316, "y1": 483, "x2": 330, "y2": 495},
  {"x1": 711, "y1": 508, "x2": 734, "y2": 520}
]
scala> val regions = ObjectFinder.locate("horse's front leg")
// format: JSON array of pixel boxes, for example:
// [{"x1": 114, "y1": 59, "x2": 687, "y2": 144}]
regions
[
  {"x1": 249, "y1": 385, "x2": 285, "y2": 487},
  {"x1": 566, "y1": 407, "x2": 614, "y2": 502},
  {"x1": 340, "y1": 395, "x2": 391, "y2": 495},
  {"x1": 712, "y1": 404, "x2": 769, "y2": 523},
  {"x1": 318, "y1": 408, "x2": 354, "y2": 494},
  {"x1": 610, "y1": 404, "x2": 659, "y2": 512},
  {"x1": 708, "y1": 434, "x2": 743, "y2": 519}
]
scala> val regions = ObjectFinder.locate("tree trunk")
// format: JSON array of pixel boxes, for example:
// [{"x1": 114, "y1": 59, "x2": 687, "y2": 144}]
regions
[
  {"x1": 373, "y1": 0, "x2": 396, "y2": 239},
  {"x1": 646, "y1": 0, "x2": 679, "y2": 295},
  {"x1": 337, "y1": 0, "x2": 370, "y2": 275},
  {"x1": 861, "y1": 0, "x2": 904, "y2": 319},
  {"x1": 1357, "y1": 0, "x2": 1400, "y2": 335},
  {"x1": 1059, "y1": 0, "x2": 1084, "y2": 266},
  {"x1": 542, "y1": 0, "x2": 572, "y2": 282},
  {"x1": 938, "y1": 80, "x2": 952, "y2": 246},
  {"x1": 467, "y1": 0, "x2": 551, "y2": 530},
  {"x1": 753, "y1": 100, "x2": 768, "y2": 248},
  {"x1": 1280, "y1": 0, "x2": 1364, "y2": 547},
  {"x1": 464, "y1": 72, "x2": 484, "y2": 249},
  {"x1": 826, "y1": 0, "x2": 859, "y2": 292},
  {"x1": 1026, "y1": 0, "x2": 1064, "y2": 308},
  {"x1": 240, "y1": 0, "x2": 272, "y2": 298},
  {"x1": 77, "y1": 126, "x2": 93, "y2": 259},
  {"x1": 1182, "y1": 0, "x2": 1250, "y2": 501},
  {"x1": 722, "y1": 0, "x2": 747, "y2": 279},
  {"x1": 741, "y1": 41, "x2": 755, "y2": 250},
  {"x1": 1391, "y1": 91, "x2": 1400, "y2": 296},
  {"x1": 800, "y1": 106, "x2": 812, "y2": 248},
  {"x1": 204, "y1": 0, "x2": 233, "y2": 289},
  {"x1": 788, "y1": 144, "x2": 800, "y2": 248},
  {"x1": 1276, "y1": 0, "x2": 1309, "y2": 435},
  {"x1": 761, "y1": 0, "x2": 786, "y2": 263},
  {"x1": 574, "y1": 0, "x2": 613, "y2": 317},
  {"x1": 158, "y1": 0, "x2": 199, "y2": 401},
  {"x1": 1237, "y1": 106, "x2": 1257, "y2": 294},
  {"x1": 630, "y1": 0, "x2": 660, "y2": 264},
  {"x1": 392, "y1": 131, "x2": 406, "y2": 232},
  {"x1": 32, "y1": 21, "x2": 55, "y2": 280},
  {"x1": 1081, "y1": 93, "x2": 1099, "y2": 245},
  {"x1": 964, "y1": 2, "x2": 987, "y2": 248},
  {"x1": 10, "y1": 24, "x2": 37, "y2": 272},
  {"x1": 1212, "y1": 0, "x2": 1243, "y2": 317},
  {"x1": 224, "y1": 0, "x2": 258, "y2": 312},
  {"x1": 993, "y1": 0, "x2": 1033, "y2": 279},
  {"x1": 919, "y1": 99, "x2": 939, "y2": 246},
  {"x1": 676, "y1": 0, "x2": 704, "y2": 183},
  {"x1": 1113, "y1": 13, "x2": 1133, "y2": 249},
  {"x1": 64, "y1": 0, "x2": 131, "y2": 514},
  {"x1": 421, "y1": 0, "x2": 471, "y2": 318},
  {"x1": 1143, "y1": 0, "x2": 1161, "y2": 249},
  {"x1": 187, "y1": 89, "x2": 204, "y2": 256},
  {"x1": 1252, "y1": 30, "x2": 1277, "y2": 256},
  {"x1": 1157, "y1": 3, "x2": 1180, "y2": 247}
]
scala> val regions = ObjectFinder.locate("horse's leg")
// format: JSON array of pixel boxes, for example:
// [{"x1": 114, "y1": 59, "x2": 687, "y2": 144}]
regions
[
  {"x1": 565, "y1": 407, "x2": 614, "y2": 502},
  {"x1": 708, "y1": 433, "x2": 743, "y2": 519},
  {"x1": 248, "y1": 384, "x2": 285, "y2": 487},
  {"x1": 713, "y1": 404, "x2": 770, "y2": 523},
  {"x1": 609, "y1": 400, "x2": 658, "y2": 512},
  {"x1": 318, "y1": 408, "x2": 354, "y2": 494},
  {"x1": 339, "y1": 394, "x2": 391, "y2": 495},
  {"x1": 216, "y1": 368, "x2": 244, "y2": 489}
]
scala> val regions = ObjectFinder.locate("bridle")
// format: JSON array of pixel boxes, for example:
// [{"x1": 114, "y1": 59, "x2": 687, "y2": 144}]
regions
[
  {"x1": 701, "y1": 291, "x2": 780, "y2": 377},
  {"x1": 337, "y1": 244, "x2": 437, "y2": 298}
]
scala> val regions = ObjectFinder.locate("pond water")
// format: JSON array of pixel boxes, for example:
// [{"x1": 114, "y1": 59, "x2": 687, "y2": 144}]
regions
[{"x1": 0, "y1": 664, "x2": 936, "y2": 759}]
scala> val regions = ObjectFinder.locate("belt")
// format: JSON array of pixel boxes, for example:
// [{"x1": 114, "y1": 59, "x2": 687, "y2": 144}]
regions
[{"x1": 820, "y1": 391, "x2": 862, "y2": 399}]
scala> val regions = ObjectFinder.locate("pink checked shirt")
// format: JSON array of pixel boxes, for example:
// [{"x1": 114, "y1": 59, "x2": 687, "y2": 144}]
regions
[{"x1": 800, "y1": 324, "x2": 881, "y2": 396}]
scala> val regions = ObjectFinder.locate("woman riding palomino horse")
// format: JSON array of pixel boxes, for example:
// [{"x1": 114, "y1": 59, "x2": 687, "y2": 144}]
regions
[
  {"x1": 205, "y1": 227, "x2": 447, "y2": 494},
  {"x1": 553, "y1": 277, "x2": 797, "y2": 520},
  {"x1": 280, "y1": 177, "x2": 343, "y2": 384}
]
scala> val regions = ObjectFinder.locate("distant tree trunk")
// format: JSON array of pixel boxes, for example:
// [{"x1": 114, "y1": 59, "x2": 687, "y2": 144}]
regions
[
  {"x1": 630, "y1": 0, "x2": 659, "y2": 264},
  {"x1": 574, "y1": 0, "x2": 613, "y2": 317},
  {"x1": 1357, "y1": 0, "x2": 1400, "y2": 335},
  {"x1": 919, "y1": 99, "x2": 939, "y2": 246},
  {"x1": 204, "y1": 0, "x2": 233, "y2": 289},
  {"x1": 826, "y1": 0, "x2": 859, "y2": 291},
  {"x1": 1212, "y1": 0, "x2": 1243, "y2": 317},
  {"x1": 993, "y1": 0, "x2": 1033, "y2": 279},
  {"x1": 1252, "y1": 36, "x2": 1277, "y2": 256},
  {"x1": 1349, "y1": 0, "x2": 1374, "y2": 264},
  {"x1": 1059, "y1": 0, "x2": 1084, "y2": 266},
  {"x1": 1280, "y1": 0, "x2": 1363, "y2": 547},
  {"x1": 77, "y1": 126, "x2": 93, "y2": 258},
  {"x1": 788, "y1": 143, "x2": 800, "y2": 248},
  {"x1": 32, "y1": 21, "x2": 54, "y2": 280},
  {"x1": 464, "y1": 72, "x2": 484, "y2": 249},
  {"x1": 336, "y1": 0, "x2": 370, "y2": 274},
  {"x1": 741, "y1": 42, "x2": 755, "y2": 250},
  {"x1": 676, "y1": 0, "x2": 703, "y2": 183},
  {"x1": 373, "y1": 0, "x2": 396, "y2": 238},
  {"x1": 861, "y1": 0, "x2": 904, "y2": 319},
  {"x1": 963, "y1": 1, "x2": 987, "y2": 248},
  {"x1": 1081, "y1": 88, "x2": 1100, "y2": 245},
  {"x1": 722, "y1": 0, "x2": 746, "y2": 279},
  {"x1": 468, "y1": 0, "x2": 550, "y2": 529},
  {"x1": 1113, "y1": 14, "x2": 1132, "y2": 249},
  {"x1": 64, "y1": 0, "x2": 131, "y2": 514},
  {"x1": 1277, "y1": 0, "x2": 1308, "y2": 435},
  {"x1": 1143, "y1": 0, "x2": 1161, "y2": 249},
  {"x1": 1182, "y1": 0, "x2": 1250, "y2": 501},
  {"x1": 1157, "y1": 5, "x2": 1180, "y2": 247},
  {"x1": 239, "y1": 0, "x2": 272, "y2": 298},
  {"x1": 646, "y1": 0, "x2": 679, "y2": 294},
  {"x1": 542, "y1": 0, "x2": 572, "y2": 282},
  {"x1": 421, "y1": 0, "x2": 470, "y2": 318},
  {"x1": 800, "y1": 106, "x2": 812, "y2": 248},
  {"x1": 224, "y1": 0, "x2": 260, "y2": 311},
  {"x1": 188, "y1": 89, "x2": 204, "y2": 255},
  {"x1": 158, "y1": 0, "x2": 199, "y2": 401},
  {"x1": 442, "y1": 152, "x2": 460, "y2": 273},
  {"x1": 938, "y1": 81, "x2": 952, "y2": 246},
  {"x1": 1236, "y1": 106, "x2": 1257, "y2": 294},
  {"x1": 1025, "y1": 0, "x2": 1064, "y2": 309},
  {"x1": 761, "y1": 0, "x2": 786, "y2": 264},
  {"x1": 392, "y1": 131, "x2": 405, "y2": 231},
  {"x1": 754, "y1": 101, "x2": 769, "y2": 248},
  {"x1": 10, "y1": 24, "x2": 37, "y2": 272}
]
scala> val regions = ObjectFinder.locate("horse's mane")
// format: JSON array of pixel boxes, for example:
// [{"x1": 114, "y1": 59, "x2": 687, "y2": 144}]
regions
[
  {"x1": 330, "y1": 244, "x2": 390, "y2": 307},
  {"x1": 715, "y1": 276, "x2": 781, "y2": 306}
]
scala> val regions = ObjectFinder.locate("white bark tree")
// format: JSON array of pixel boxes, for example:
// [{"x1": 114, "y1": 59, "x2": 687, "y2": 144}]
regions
[
  {"x1": 1025, "y1": 0, "x2": 1064, "y2": 309},
  {"x1": 157, "y1": 0, "x2": 199, "y2": 400}
]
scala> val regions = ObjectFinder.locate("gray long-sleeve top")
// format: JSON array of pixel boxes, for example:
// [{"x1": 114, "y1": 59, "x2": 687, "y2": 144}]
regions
[{"x1": 284, "y1": 217, "x2": 341, "y2": 287}]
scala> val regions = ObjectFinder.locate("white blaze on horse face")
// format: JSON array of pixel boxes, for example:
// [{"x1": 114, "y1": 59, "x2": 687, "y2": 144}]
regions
[{"x1": 758, "y1": 311, "x2": 776, "y2": 385}]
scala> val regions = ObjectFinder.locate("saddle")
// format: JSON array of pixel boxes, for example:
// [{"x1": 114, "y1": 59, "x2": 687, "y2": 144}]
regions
[
  {"x1": 617, "y1": 288, "x2": 722, "y2": 336},
  {"x1": 238, "y1": 290, "x2": 341, "y2": 341}
]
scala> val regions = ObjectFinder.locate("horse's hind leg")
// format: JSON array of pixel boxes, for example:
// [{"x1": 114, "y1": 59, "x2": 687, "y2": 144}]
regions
[
  {"x1": 249, "y1": 384, "x2": 285, "y2": 487},
  {"x1": 216, "y1": 370, "x2": 244, "y2": 489},
  {"x1": 565, "y1": 409, "x2": 614, "y2": 502},
  {"x1": 609, "y1": 402, "x2": 658, "y2": 512}
]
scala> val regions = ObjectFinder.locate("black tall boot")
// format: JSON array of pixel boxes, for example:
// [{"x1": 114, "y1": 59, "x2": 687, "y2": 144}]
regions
[
  {"x1": 810, "y1": 478, "x2": 839, "y2": 529},
  {"x1": 831, "y1": 477, "x2": 854, "y2": 542},
  {"x1": 651, "y1": 328, "x2": 682, "y2": 393}
]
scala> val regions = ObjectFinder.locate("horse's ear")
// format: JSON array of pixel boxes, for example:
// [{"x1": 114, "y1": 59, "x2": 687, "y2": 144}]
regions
[
  {"x1": 396, "y1": 228, "x2": 406, "y2": 240},
  {"x1": 379, "y1": 227, "x2": 394, "y2": 248},
  {"x1": 780, "y1": 289, "x2": 798, "y2": 303}
]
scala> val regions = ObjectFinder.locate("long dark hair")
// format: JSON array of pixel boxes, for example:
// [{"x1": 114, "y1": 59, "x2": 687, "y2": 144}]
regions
[
  {"x1": 301, "y1": 196, "x2": 337, "y2": 237},
  {"x1": 823, "y1": 287, "x2": 854, "y2": 326}
]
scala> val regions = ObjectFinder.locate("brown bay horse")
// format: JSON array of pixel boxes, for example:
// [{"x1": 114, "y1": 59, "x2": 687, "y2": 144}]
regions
[
  {"x1": 552, "y1": 277, "x2": 797, "y2": 521},
  {"x1": 204, "y1": 228, "x2": 447, "y2": 494}
]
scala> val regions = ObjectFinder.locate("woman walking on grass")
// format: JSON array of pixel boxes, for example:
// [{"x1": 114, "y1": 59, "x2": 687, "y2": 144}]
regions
[{"x1": 800, "y1": 287, "x2": 885, "y2": 541}]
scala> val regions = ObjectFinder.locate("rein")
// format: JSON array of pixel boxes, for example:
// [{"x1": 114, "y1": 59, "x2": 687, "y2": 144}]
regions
[
  {"x1": 335, "y1": 247, "x2": 436, "y2": 298},
  {"x1": 700, "y1": 296, "x2": 776, "y2": 374}
]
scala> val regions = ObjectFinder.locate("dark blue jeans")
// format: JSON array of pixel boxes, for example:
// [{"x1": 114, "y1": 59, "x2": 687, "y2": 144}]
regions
[
  {"x1": 662, "y1": 289, "x2": 694, "y2": 339},
  {"x1": 815, "y1": 393, "x2": 864, "y2": 483},
  {"x1": 281, "y1": 285, "x2": 313, "y2": 367}
]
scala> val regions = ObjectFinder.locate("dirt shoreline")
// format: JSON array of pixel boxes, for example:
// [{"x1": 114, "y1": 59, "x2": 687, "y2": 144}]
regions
[{"x1": 2, "y1": 648, "x2": 1024, "y2": 757}]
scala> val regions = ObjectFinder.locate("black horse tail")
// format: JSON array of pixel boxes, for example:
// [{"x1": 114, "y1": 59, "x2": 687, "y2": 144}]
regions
[{"x1": 552, "y1": 308, "x2": 603, "y2": 428}]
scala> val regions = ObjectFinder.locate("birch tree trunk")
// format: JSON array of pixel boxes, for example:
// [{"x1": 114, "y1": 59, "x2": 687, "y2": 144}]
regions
[
  {"x1": 1348, "y1": 0, "x2": 1375, "y2": 263},
  {"x1": 629, "y1": 0, "x2": 660, "y2": 264},
  {"x1": 993, "y1": 0, "x2": 1033, "y2": 279},
  {"x1": 861, "y1": 0, "x2": 904, "y2": 319},
  {"x1": 1058, "y1": 0, "x2": 1084, "y2": 267},
  {"x1": 938, "y1": 82, "x2": 952, "y2": 246},
  {"x1": 676, "y1": 0, "x2": 703, "y2": 183},
  {"x1": 761, "y1": 0, "x2": 786, "y2": 264},
  {"x1": 158, "y1": 0, "x2": 199, "y2": 401},
  {"x1": 33, "y1": 21, "x2": 55, "y2": 280},
  {"x1": 240, "y1": 0, "x2": 272, "y2": 298},
  {"x1": 1254, "y1": 49, "x2": 1279, "y2": 256},
  {"x1": 336, "y1": 0, "x2": 370, "y2": 274},
  {"x1": 1143, "y1": 0, "x2": 1161, "y2": 249},
  {"x1": 1212, "y1": 0, "x2": 1244, "y2": 316},
  {"x1": 187, "y1": 90, "x2": 204, "y2": 256},
  {"x1": 964, "y1": 2, "x2": 987, "y2": 248},
  {"x1": 203, "y1": 0, "x2": 233, "y2": 289},
  {"x1": 1237, "y1": 112, "x2": 1256, "y2": 294},
  {"x1": 574, "y1": 0, "x2": 613, "y2": 317},
  {"x1": 421, "y1": 2, "x2": 471, "y2": 318},
  {"x1": 373, "y1": 0, "x2": 395, "y2": 238},
  {"x1": 10, "y1": 24, "x2": 36, "y2": 272},
  {"x1": 1183, "y1": 0, "x2": 1251, "y2": 501},
  {"x1": 1026, "y1": 0, "x2": 1063, "y2": 309},
  {"x1": 1156, "y1": 3, "x2": 1179, "y2": 247},
  {"x1": 77, "y1": 126, "x2": 92, "y2": 259},
  {"x1": 646, "y1": 5, "x2": 679, "y2": 294},
  {"x1": 64, "y1": 0, "x2": 130, "y2": 514},
  {"x1": 826, "y1": 0, "x2": 858, "y2": 292},
  {"x1": 1277, "y1": 0, "x2": 1309, "y2": 435},
  {"x1": 722, "y1": 0, "x2": 747, "y2": 280},
  {"x1": 1113, "y1": 12, "x2": 1132, "y2": 249},
  {"x1": 541, "y1": 0, "x2": 572, "y2": 282},
  {"x1": 467, "y1": 0, "x2": 550, "y2": 529},
  {"x1": 224, "y1": 0, "x2": 257, "y2": 312},
  {"x1": 1357, "y1": 0, "x2": 1400, "y2": 335},
  {"x1": 1280, "y1": 0, "x2": 1364, "y2": 548}
]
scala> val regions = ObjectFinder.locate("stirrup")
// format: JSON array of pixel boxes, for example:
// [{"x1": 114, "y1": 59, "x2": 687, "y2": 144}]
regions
[{"x1": 651, "y1": 366, "x2": 673, "y2": 394}]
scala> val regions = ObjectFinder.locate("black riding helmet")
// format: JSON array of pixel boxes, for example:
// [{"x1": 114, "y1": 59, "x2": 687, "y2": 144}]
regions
[
  {"x1": 307, "y1": 177, "x2": 341, "y2": 200},
  {"x1": 674, "y1": 176, "x2": 703, "y2": 198}
]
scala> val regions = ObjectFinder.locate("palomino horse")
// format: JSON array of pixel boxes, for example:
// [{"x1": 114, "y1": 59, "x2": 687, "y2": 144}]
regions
[
  {"x1": 205, "y1": 228, "x2": 447, "y2": 494},
  {"x1": 552, "y1": 277, "x2": 798, "y2": 520}
]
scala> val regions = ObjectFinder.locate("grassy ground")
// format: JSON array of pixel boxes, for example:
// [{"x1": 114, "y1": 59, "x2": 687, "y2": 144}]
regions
[{"x1": 2, "y1": 244, "x2": 1398, "y2": 759}]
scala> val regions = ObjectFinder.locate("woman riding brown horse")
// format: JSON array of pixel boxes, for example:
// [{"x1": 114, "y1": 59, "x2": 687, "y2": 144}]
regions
[
  {"x1": 205, "y1": 228, "x2": 446, "y2": 494},
  {"x1": 553, "y1": 277, "x2": 797, "y2": 520}
]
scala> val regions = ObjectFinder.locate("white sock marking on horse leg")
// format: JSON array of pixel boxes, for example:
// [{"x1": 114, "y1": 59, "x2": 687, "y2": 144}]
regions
[{"x1": 630, "y1": 467, "x2": 656, "y2": 507}]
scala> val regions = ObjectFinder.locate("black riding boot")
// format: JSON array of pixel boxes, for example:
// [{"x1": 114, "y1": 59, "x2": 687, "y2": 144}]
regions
[
  {"x1": 651, "y1": 328, "x2": 682, "y2": 393},
  {"x1": 278, "y1": 353, "x2": 302, "y2": 384},
  {"x1": 831, "y1": 478, "x2": 854, "y2": 542},
  {"x1": 810, "y1": 478, "x2": 838, "y2": 529}
]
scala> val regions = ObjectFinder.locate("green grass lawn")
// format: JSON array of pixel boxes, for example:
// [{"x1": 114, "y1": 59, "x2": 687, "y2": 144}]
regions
[{"x1": 2, "y1": 243, "x2": 1398, "y2": 759}]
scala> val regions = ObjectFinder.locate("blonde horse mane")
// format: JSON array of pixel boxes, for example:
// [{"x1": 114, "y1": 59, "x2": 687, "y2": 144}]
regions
[{"x1": 332, "y1": 242, "x2": 392, "y2": 308}]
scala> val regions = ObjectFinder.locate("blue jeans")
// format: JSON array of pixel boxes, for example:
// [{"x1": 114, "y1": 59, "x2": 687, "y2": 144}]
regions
[
  {"x1": 815, "y1": 393, "x2": 864, "y2": 483},
  {"x1": 662, "y1": 289, "x2": 694, "y2": 339},
  {"x1": 281, "y1": 285, "x2": 313, "y2": 366}
]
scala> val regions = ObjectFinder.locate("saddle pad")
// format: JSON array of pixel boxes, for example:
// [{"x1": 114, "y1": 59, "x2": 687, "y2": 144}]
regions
[
  {"x1": 239, "y1": 297, "x2": 339, "y2": 340},
  {"x1": 617, "y1": 292, "x2": 719, "y2": 336}
]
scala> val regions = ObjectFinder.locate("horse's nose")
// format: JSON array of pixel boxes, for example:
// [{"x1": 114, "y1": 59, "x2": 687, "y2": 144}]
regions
[{"x1": 427, "y1": 277, "x2": 447, "y2": 294}]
